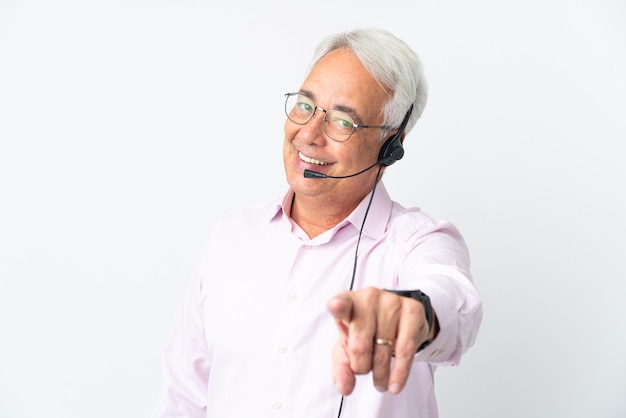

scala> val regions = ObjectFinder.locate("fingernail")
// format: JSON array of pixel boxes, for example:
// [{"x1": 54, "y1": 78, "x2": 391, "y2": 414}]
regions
[
  {"x1": 374, "y1": 385, "x2": 387, "y2": 392},
  {"x1": 389, "y1": 383, "x2": 401, "y2": 394}
]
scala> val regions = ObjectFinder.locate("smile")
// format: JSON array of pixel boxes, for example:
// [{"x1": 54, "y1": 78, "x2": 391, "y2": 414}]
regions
[{"x1": 299, "y1": 152, "x2": 329, "y2": 166}]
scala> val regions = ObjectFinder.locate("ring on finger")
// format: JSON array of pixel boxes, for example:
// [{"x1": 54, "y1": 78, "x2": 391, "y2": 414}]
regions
[{"x1": 374, "y1": 338, "x2": 394, "y2": 347}]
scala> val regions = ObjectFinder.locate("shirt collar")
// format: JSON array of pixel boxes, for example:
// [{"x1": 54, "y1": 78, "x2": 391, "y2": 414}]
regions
[
  {"x1": 344, "y1": 182, "x2": 392, "y2": 240},
  {"x1": 269, "y1": 183, "x2": 393, "y2": 240}
]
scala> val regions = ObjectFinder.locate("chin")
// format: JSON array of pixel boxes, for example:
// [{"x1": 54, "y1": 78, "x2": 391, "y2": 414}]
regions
[{"x1": 285, "y1": 168, "x2": 301, "y2": 188}]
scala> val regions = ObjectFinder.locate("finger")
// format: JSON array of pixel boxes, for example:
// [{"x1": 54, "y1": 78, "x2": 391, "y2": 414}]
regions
[
  {"x1": 327, "y1": 293, "x2": 354, "y2": 338},
  {"x1": 388, "y1": 299, "x2": 426, "y2": 394},
  {"x1": 371, "y1": 339, "x2": 394, "y2": 391},
  {"x1": 371, "y1": 293, "x2": 402, "y2": 391},
  {"x1": 327, "y1": 292, "x2": 353, "y2": 322},
  {"x1": 331, "y1": 338, "x2": 356, "y2": 395},
  {"x1": 345, "y1": 288, "x2": 378, "y2": 375}
]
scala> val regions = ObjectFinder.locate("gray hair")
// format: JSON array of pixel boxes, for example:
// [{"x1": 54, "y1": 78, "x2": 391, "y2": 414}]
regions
[{"x1": 307, "y1": 28, "x2": 428, "y2": 140}]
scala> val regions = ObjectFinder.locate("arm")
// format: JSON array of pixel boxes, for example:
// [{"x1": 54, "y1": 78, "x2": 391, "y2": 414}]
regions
[
  {"x1": 327, "y1": 220, "x2": 482, "y2": 395},
  {"x1": 152, "y1": 275, "x2": 211, "y2": 418}
]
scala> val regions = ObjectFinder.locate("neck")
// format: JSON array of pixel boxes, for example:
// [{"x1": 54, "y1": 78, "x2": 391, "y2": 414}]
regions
[{"x1": 290, "y1": 193, "x2": 364, "y2": 239}]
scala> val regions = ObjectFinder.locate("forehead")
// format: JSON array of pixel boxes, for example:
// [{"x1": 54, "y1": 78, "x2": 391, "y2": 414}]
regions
[{"x1": 300, "y1": 48, "x2": 389, "y2": 120}]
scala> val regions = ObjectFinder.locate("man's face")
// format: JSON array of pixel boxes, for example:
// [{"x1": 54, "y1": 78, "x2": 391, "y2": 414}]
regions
[{"x1": 283, "y1": 48, "x2": 390, "y2": 206}]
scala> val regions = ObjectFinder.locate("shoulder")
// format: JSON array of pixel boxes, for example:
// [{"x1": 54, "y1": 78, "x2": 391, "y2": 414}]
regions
[
  {"x1": 211, "y1": 197, "x2": 281, "y2": 233},
  {"x1": 387, "y1": 202, "x2": 467, "y2": 248},
  {"x1": 207, "y1": 195, "x2": 283, "y2": 239}
]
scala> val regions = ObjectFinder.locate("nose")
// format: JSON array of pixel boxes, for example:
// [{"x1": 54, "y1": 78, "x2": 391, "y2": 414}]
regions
[{"x1": 297, "y1": 107, "x2": 328, "y2": 143}]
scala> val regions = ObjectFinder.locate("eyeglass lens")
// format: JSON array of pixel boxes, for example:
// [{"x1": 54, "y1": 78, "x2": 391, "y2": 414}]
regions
[{"x1": 285, "y1": 93, "x2": 355, "y2": 142}]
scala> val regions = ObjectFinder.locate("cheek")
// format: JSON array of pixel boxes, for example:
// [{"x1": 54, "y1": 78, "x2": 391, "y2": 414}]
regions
[
  {"x1": 346, "y1": 137, "x2": 379, "y2": 165},
  {"x1": 284, "y1": 117, "x2": 297, "y2": 134},
  {"x1": 283, "y1": 122, "x2": 294, "y2": 151},
  {"x1": 283, "y1": 120, "x2": 298, "y2": 145},
  {"x1": 282, "y1": 123, "x2": 298, "y2": 168}
]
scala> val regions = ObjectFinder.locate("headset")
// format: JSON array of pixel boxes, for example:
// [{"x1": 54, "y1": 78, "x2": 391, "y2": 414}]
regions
[{"x1": 377, "y1": 103, "x2": 413, "y2": 166}]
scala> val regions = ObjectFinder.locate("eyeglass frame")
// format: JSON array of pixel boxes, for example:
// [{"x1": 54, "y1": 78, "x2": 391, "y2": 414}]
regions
[{"x1": 284, "y1": 92, "x2": 394, "y2": 142}]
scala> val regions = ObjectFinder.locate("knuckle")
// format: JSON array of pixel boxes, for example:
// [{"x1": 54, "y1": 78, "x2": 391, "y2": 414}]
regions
[
  {"x1": 360, "y1": 286, "x2": 379, "y2": 303},
  {"x1": 380, "y1": 292, "x2": 403, "y2": 315},
  {"x1": 405, "y1": 298, "x2": 424, "y2": 317},
  {"x1": 349, "y1": 337, "x2": 370, "y2": 357}
]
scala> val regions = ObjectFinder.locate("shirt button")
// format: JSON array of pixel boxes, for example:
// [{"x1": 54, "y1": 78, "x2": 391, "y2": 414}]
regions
[
  {"x1": 279, "y1": 345, "x2": 288, "y2": 354},
  {"x1": 273, "y1": 400, "x2": 282, "y2": 409},
  {"x1": 289, "y1": 291, "x2": 298, "y2": 301},
  {"x1": 430, "y1": 349, "x2": 441, "y2": 357},
  {"x1": 304, "y1": 244, "x2": 313, "y2": 249}
]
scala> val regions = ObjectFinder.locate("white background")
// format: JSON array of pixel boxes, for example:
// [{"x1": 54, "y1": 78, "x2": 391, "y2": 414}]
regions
[{"x1": 1, "y1": 0, "x2": 625, "y2": 417}]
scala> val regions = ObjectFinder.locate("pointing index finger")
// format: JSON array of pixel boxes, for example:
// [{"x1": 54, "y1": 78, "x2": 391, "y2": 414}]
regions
[{"x1": 327, "y1": 292, "x2": 354, "y2": 322}]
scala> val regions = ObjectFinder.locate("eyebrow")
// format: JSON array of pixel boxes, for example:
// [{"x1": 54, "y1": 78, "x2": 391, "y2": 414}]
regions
[{"x1": 298, "y1": 89, "x2": 361, "y2": 121}]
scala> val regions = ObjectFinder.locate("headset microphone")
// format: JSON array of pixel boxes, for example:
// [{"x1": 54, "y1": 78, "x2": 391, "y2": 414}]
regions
[
  {"x1": 303, "y1": 104, "x2": 414, "y2": 179},
  {"x1": 303, "y1": 161, "x2": 379, "y2": 179}
]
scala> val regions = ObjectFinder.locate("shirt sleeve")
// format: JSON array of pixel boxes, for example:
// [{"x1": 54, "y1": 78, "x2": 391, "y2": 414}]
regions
[
  {"x1": 399, "y1": 219, "x2": 483, "y2": 366},
  {"x1": 151, "y1": 272, "x2": 211, "y2": 418}
]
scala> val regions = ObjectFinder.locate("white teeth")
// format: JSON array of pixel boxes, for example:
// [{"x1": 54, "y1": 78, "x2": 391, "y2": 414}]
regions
[{"x1": 299, "y1": 152, "x2": 329, "y2": 166}]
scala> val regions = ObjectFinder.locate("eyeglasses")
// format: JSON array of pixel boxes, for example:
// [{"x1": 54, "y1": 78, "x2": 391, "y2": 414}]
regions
[{"x1": 284, "y1": 92, "x2": 392, "y2": 142}]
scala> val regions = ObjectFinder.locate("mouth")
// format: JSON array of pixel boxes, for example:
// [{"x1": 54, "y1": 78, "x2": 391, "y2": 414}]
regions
[{"x1": 298, "y1": 151, "x2": 329, "y2": 166}]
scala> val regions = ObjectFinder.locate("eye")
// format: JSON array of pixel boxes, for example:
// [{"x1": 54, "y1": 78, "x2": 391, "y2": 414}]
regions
[
  {"x1": 296, "y1": 96, "x2": 314, "y2": 113},
  {"x1": 329, "y1": 111, "x2": 354, "y2": 130},
  {"x1": 298, "y1": 102, "x2": 313, "y2": 112}
]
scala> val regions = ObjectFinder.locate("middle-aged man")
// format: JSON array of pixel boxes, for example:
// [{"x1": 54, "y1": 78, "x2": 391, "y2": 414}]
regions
[{"x1": 153, "y1": 27, "x2": 483, "y2": 418}]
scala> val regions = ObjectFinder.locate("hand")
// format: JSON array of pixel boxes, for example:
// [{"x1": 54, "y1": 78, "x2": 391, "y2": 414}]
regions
[{"x1": 327, "y1": 287, "x2": 434, "y2": 395}]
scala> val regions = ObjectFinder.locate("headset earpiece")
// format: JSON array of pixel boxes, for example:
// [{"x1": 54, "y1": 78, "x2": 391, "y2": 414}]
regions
[
  {"x1": 377, "y1": 134, "x2": 404, "y2": 166},
  {"x1": 376, "y1": 104, "x2": 413, "y2": 167}
]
